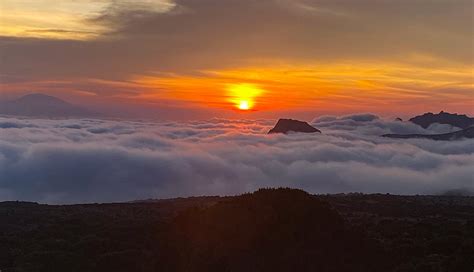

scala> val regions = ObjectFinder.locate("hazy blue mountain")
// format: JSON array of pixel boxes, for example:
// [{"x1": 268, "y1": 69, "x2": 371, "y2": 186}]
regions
[{"x1": 0, "y1": 93, "x2": 95, "y2": 117}]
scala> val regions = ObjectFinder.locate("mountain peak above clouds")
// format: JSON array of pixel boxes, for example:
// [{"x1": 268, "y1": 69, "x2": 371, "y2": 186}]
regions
[
  {"x1": 269, "y1": 119, "x2": 321, "y2": 134},
  {"x1": 409, "y1": 111, "x2": 474, "y2": 129},
  {"x1": 0, "y1": 93, "x2": 95, "y2": 118},
  {"x1": 15, "y1": 93, "x2": 68, "y2": 104}
]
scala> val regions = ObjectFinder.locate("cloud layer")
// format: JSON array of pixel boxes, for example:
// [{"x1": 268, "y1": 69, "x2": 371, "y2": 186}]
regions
[{"x1": 0, "y1": 115, "x2": 472, "y2": 203}]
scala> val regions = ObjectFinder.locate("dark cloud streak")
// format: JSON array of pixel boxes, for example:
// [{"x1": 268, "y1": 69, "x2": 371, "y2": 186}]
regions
[{"x1": 1, "y1": 0, "x2": 472, "y2": 83}]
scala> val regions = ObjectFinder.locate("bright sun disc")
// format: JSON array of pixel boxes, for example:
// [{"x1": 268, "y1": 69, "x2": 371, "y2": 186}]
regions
[
  {"x1": 226, "y1": 83, "x2": 264, "y2": 111},
  {"x1": 238, "y1": 100, "x2": 250, "y2": 110}
]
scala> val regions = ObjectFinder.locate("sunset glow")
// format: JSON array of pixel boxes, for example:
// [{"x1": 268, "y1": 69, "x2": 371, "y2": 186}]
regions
[
  {"x1": 0, "y1": 0, "x2": 472, "y2": 118},
  {"x1": 238, "y1": 100, "x2": 250, "y2": 110},
  {"x1": 227, "y1": 83, "x2": 264, "y2": 111},
  {"x1": 127, "y1": 62, "x2": 474, "y2": 116}
]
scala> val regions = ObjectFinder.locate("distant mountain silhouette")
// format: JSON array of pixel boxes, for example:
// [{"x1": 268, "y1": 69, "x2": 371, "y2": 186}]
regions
[
  {"x1": 269, "y1": 119, "x2": 321, "y2": 134},
  {"x1": 382, "y1": 126, "x2": 474, "y2": 141},
  {"x1": 409, "y1": 111, "x2": 474, "y2": 129},
  {"x1": 0, "y1": 93, "x2": 94, "y2": 117}
]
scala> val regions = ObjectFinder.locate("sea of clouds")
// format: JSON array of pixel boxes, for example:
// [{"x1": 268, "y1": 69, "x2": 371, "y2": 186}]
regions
[{"x1": 0, "y1": 114, "x2": 473, "y2": 203}]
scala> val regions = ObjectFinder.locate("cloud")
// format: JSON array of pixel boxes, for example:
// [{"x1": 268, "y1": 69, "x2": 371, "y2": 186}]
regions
[
  {"x1": 0, "y1": 121, "x2": 37, "y2": 129},
  {"x1": 1, "y1": 0, "x2": 472, "y2": 81},
  {"x1": 0, "y1": 115, "x2": 473, "y2": 204},
  {"x1": 341, "y1": 114, "x2": 379, "y2": 122},
  {"x1": 312, "y1": 113, "x2": 461, "y2": 136}
]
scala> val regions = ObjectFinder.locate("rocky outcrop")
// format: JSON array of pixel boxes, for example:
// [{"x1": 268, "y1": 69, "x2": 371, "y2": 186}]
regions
[
  {"x1": 268, "y1": 119, "x2": 321, "y2": 134},
  {"x1": 409, "y1": 111, "x2": 474, "y2": 129}
]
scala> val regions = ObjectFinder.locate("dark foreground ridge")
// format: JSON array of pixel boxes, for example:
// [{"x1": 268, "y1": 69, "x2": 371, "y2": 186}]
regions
[
  {"x1": 382, "y1": 126, "x2": 474, "y2": 140},
  {"x1": 1, "y1": 189, "x2": 473, "y2": 272},
  {"x1": 268, "y1": 119, "x2": 321, "y2": 134}
]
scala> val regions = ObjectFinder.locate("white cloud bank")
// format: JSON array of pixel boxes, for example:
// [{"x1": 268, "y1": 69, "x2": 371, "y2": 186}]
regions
[{"x1": 0, "y1": 115, "x2": 472, "y2": 203}]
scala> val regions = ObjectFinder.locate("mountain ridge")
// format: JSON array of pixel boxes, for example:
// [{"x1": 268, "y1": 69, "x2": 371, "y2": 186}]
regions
[
  {"x1": 409, "y1": 111, "x2": 474, "y2": 129},
  {"x1": 269, "y1": 118, "x2": 321, "y2": 134},
  {"x1": 0, "y1": 93, "x2": 95, "y2": 117}
]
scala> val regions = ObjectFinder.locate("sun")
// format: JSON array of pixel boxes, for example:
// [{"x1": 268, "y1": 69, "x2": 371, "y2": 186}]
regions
[
  {"x1": 226, "y1": 83, "x2": 264, "y2": 111},
  {"x1": 238, "y1": 100, "x2": 250, "y2": 110}
]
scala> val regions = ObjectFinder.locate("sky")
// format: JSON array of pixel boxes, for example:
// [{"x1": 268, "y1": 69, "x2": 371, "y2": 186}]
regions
[{"x1": 0, "y1": 0, "x2": 473, "y2": 119}]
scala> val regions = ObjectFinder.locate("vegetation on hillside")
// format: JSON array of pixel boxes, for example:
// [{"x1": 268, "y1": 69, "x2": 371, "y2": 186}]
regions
[{"x1": 1, "y1": 189, "x2": 473, "y2": 272}]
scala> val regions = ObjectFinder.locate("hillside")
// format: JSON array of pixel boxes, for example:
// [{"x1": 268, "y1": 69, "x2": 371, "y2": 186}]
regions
[{"x1": 1, "y1": 189, "x2": 473, "y2": 272}]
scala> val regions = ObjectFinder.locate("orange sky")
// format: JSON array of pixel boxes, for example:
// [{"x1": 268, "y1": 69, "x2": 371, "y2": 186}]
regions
[
  {"x1": 1, "y1": 0, "x2": 473, "y2": 119},
  {"x1": 133, "y1": 60, "x2": 474, "y2": 114},
  {"x1": 2, "y1": 60, "x2": 473, "y2": 118}
]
